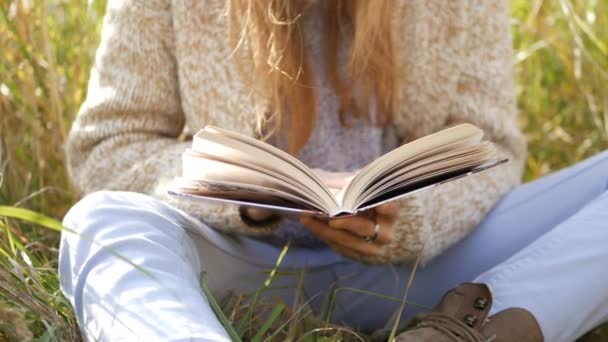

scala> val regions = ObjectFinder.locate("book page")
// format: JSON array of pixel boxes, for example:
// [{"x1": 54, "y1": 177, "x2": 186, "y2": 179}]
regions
[
  {"x1": 173, "y1": 123, "x2": 505, "y2": 217},
  {"x1": 185, "y1": 149, "x2": 325, "y2": 205},
  {"x1": 172, "y1": 178, "x2": 325, "y2": 212},
  {"x1": 353, "y1": 160, "x2": 507, "y2": 213},
  {"x1": 194, "y1": 126, "x2": 338, "y2": 212},
  {"x1": 341, "y1": 124, "x2": 484, "y2": 209},
  {"x1": 356, "y1": 144, "x2": 496, "y2": 207},
  {"x1": 182, "y1": 152, "x2": 335, "y2": 213},
  {"x1": 357, "y1": 142, "x2": 495, "y2": 204}
]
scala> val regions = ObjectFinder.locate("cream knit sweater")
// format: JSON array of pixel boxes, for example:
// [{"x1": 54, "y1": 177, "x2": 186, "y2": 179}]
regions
[{"x1": 66, "y1": 0, "x2": 526, "y2": 264}]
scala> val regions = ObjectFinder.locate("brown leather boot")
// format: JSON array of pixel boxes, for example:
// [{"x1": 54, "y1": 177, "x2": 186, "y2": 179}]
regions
[{"x1": 395, "y1": 283, "x2": 544, "y2": 342}]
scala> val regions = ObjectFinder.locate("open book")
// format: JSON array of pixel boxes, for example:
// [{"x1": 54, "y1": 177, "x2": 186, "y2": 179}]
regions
[{"x1": 169, "y1": 124, "x2": 507, "y2": 217}]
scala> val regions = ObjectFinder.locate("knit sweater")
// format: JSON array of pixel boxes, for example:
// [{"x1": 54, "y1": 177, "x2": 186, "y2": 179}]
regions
[{"x1": 66, "y1": 0, "x2": 526, "y2": 264}]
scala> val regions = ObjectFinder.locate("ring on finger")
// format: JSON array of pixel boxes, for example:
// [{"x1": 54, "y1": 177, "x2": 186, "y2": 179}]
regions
[{"x1": 364, "y1": 221, "x2": 380, "y2": 243}]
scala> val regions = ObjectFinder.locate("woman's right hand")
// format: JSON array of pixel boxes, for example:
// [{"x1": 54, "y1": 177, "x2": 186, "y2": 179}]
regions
[{"x1": 300, "y1": 202, "x2": 398, "y2": 259}]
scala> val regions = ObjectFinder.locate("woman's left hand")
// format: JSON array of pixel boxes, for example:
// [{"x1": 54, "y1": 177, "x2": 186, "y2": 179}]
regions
[{"x1": 300, "y1": 202, "x2": 398, "y2": 259}]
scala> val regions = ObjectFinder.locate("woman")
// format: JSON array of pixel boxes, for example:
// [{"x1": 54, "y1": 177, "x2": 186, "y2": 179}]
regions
[{"x1": 59, "y1": 0, "x2": 608, "y2": 341}]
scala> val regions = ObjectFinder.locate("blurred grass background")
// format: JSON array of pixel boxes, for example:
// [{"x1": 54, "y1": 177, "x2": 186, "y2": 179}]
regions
[{"x1": 0, "y1": 0, "x2": 607, "y2": 340}]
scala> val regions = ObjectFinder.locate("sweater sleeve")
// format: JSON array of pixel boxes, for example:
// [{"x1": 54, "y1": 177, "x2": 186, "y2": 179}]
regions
[
  {"x1": 65, "y1": 0, "x2": 280, "y2": 235},
  {"x1": 365, "y1": 0, "x2": 527, "y2": 265}
]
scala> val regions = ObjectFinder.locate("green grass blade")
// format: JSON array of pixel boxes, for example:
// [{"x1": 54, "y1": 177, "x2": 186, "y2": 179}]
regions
[
  {"x1": 236, "y1": 241, "x2": 290, "y2": 335},
  {"x1": 199, "y1": 272, "x2": 242, "y2": 342},
  {"x1": 388, "y1": 249, "x2": 423, "y2": 341},
  {"x1": 31, "y1": 330, "x2": 51, "y2": 342},
  {"x1": 0, "y1": 206, "x2": 64, "y2": 232},
  {"x1": 0, "y1": 217, "x2": 33, "y2": 256},
  {"x1": 0, "y1": 218, "x2": 17, "y2": 256},
  {"x1": 252, "y1": 303, "x2": 284, "y2": 342},
  {"x1": 0, "y1": 246, "x2": 10, "y2": 259},
  {"x1": 324, "y1": 286, "x2": 430, "y2": 325}
]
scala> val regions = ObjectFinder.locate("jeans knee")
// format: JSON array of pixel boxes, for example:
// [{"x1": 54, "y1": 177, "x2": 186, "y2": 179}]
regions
[
  {"x1": 61, "y1": 190, "x2": 196, "y2": 250},
  {"x1": 59, "y1": 191, "x2": 135, "y2": 298},
  {"x1": 63, "y1": 191, "x2": 154, "y2": 232},
  {"x1": 591, "y1": 149, "x2": 608, "y2": 168},
  {"x1": 593, "y1": 150, "x2": 608, "y2": 190}
]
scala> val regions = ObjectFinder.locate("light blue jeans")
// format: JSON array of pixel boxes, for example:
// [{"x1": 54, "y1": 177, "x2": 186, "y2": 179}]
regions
[{"x1": 59, "y1": 152, "x2": 608, "y2": 342}]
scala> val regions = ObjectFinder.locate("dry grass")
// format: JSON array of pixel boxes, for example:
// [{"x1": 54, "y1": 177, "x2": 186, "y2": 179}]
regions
[{"x1": 1, "y1": 0, "x2": 607, "y2": 340}]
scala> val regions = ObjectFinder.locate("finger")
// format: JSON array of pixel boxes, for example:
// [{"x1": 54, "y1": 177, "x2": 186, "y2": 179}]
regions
[
  {"x1": 375, "y1": 202, "x2": 398, "y2": 217},
  {"x1": 373, "y1": 214, "x2": 393, "y2": 245},
  {"x1": 300, "y1": 215, "x2": 327, "y2": 228},
  {"x1": 300, "y1": 215, "x2": 333, "y2": 240},
  {"x1": 328, "y1": 216, "x2": 375, "y2": 237},
  {"x1": 303, "y1": 216, "x2": 394, "y2": 245},
  {"x1": 306, "y1": 222, "x2": 379, "y2": 257},
  {"x1": 302, "y1": 215, "x2": 386, "y2": 252},
  {"x1": 329, "y1": 243, "x2": 370, "y2": 260},
  {"x1": 331, "y1": 214, "x2": 393, "y2": 245}
]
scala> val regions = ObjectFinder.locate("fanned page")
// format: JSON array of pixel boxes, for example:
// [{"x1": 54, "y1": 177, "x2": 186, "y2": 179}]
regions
[{"x1": 169, "y1": 124, "x2": 508, "y2": 217}]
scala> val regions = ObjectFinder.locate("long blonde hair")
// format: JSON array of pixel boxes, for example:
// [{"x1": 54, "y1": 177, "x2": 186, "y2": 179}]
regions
[{"x1": 227, "y1": 0, "x2": 396, "y2": 154}]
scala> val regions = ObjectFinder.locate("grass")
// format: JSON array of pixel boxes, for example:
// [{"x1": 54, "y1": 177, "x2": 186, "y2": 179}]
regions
[{"x1": 1, "y1": 0, "x2": 607, "y2": 340}]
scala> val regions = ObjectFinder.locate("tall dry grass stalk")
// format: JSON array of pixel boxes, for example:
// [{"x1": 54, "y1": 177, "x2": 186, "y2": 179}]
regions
[
  {"x1": 0, "y1": 0, "x2": 106, "y2": 217},
  {"x1": 512, "y1": 0, "x2": 608, "y2": 178},
  {"x1": 0, "y1": 0, "x2": 607, "y2": 340},
  {"x1": 0, "y1": 307, "x2": 33, "y2": 340}
]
